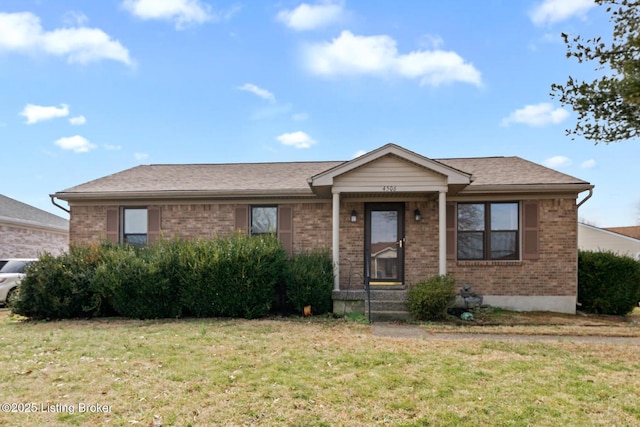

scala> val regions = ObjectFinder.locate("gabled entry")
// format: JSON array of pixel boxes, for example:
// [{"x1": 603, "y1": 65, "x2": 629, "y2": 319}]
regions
[{"x1": 365, "y1": 203, "x2": 405, "y2": 286}]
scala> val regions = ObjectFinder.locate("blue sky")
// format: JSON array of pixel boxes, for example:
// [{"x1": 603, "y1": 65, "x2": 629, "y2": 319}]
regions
[{"x1": 1, "y1": 0, "x2": 638, "y2": 227}]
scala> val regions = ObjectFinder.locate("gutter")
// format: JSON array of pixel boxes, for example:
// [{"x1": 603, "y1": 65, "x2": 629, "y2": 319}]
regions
[
  {"x1": 576, "y1": 187, "x2": 593, "y2": 208},
  {"x1": 50, "y1": 194, "x2": 70, "y2": 214}
]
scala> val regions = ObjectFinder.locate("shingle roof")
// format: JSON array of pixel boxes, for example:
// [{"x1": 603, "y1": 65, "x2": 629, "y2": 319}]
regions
[
  {"x1": 59, "y1": 162, "x2": 344, "y2": 195},
  {"x1": 0, "y1": 194, "x2": 69, "y2": 230},
  {"x1": 55, "y1": 153, "x2": 591, "y2": 199},
  {"x1": 604, "y1": 226, "x2": 640, "y2": 240},
  {"x1": 437, "y1": 156, "x2": 589, "y2": 186}
]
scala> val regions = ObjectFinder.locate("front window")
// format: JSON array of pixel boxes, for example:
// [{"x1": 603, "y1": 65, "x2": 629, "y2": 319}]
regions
[
  {"x1": 457, "y1": 202, "x2": 519, "y2": 260},
  {"x1": 251, "y1": 206, "x2": 277, "y2": 235},
  {"x1": 123, "y1": 208, "x2": 148, "y2": 247}
]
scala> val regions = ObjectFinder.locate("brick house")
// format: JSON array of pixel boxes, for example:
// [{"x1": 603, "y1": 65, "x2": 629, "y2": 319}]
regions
[
  {"x1": 52, "y1": 144, "x2": 593, "y2": 316},
  {"x1": 0, "y1": 194, "x2": 69, "y2": 258}
]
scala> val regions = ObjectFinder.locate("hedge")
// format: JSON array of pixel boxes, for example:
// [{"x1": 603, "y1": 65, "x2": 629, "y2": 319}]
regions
[
  {"x1": 11, "y1": 234, "x2": 307, "y2": 320},
  {"x1": 578, "y1": 250, "x2": 640, "y2": 315},
  {"x1": 285, "y1": 249, "x2": 334, "y2": 315}
]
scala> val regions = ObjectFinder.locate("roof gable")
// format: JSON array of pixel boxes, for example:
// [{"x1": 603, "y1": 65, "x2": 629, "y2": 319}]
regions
[{"x1": 309, "y1": 144, "x2": 473, "y2": 190}]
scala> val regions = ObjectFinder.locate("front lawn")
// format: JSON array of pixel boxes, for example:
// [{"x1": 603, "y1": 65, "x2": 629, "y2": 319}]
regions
[{"x1": 0, "y1": 311, "x2": 639, "y2": 426}]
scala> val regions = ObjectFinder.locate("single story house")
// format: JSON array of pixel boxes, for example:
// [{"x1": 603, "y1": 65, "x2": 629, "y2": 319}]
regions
[
  {"x1": 52, "y1": 144, "x2": 593, "y2": 316},
  {"x1": 0, "y1": 194, "x2": 69, "y2": 258},
  {"x1": 578, "y1": 223, "x2": 640, "y2": 260}
]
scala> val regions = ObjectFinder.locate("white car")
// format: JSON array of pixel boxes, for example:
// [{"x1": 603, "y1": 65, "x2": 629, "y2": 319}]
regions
[{"x1": 0, "y1": 259, "x2": 37, "y2": 306}]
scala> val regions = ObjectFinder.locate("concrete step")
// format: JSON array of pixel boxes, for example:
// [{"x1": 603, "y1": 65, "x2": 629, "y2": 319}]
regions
[
  {"x1": 367, "y1": 310, "x2": 412, "y2": 322},
  {"x1": 367, "y1": 289, "x2": 408, "y2": 301},
  {"x1": 366, "y1": 299, "x2": 408, "y2": 312}
]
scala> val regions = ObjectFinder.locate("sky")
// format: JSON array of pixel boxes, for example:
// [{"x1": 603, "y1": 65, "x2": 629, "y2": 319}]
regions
[{"x1": 1, "y1": 0, "x2": 639, "y2": 227}]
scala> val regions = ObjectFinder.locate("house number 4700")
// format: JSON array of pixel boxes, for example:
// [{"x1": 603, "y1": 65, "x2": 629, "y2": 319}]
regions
[{"x1": 382, "y1": 185, "x2": 397, "y2": 192}]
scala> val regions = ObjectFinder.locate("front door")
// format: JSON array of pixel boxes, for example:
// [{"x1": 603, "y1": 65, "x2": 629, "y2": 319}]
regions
[{"x1": 365, "y1": 203, "x2": 405, "y2": 286}]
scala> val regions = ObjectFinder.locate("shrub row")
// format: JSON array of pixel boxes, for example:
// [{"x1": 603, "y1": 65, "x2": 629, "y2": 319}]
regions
[
  {"x1": 12, "y1": 234, "x2": 333, "y2": 320},
  {"x1": 578, "y1": 250, "x2": 640, "y2": 315}
]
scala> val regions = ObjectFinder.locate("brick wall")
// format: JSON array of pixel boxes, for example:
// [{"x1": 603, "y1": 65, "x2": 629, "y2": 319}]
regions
[
  {"x1": 69, "y1": 205, "x2": 110, "y2": 244},
  {"x1": 69, "y1": 202, "x2": 334, "y2": 250},
  {"x1": 448, "y1": 198, "x2": 578, "y2": 297},
  {"x1": 68, "y1": 197, "x2": 579, "y2": 298},
  {"x1": 0, "y1": 223, "x2": 68, "y2": 258}
]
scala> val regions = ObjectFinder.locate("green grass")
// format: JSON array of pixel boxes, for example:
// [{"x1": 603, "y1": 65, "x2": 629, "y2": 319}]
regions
[{"x1": 0, "y1": 312, "x2": 639, "y2": 426}]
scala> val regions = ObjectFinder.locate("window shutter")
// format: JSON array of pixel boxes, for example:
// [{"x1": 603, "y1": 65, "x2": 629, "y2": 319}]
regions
[
  {"x1": 446, "y1": 202, "x2": 456, "y2": 260},
  {"x1": 278, "y1": 205, "x2": 293, "y2": 256},
  {"x1": 106, "y1": 208, "x2": 119, "y2": 244},
  {"x1": 235, "y1": 205, "x2": 249, "y2": 233},
  {"x1": 147, "y1": 207, "x2": 161, "y2": 244},
  {"x1": 522, "y1": 200, "x2": 539, "y2": 260}
]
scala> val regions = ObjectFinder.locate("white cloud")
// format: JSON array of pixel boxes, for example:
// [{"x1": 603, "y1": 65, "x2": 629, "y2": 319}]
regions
[
  {"x1": 20, "y1": 103, "x2": 69, "y2": 124},
  {"x1": 544, "y1": 155, "x2": 572, "y2": 168},
  {"x1": 418, "y1": 34, "x2": 444, "y2": 49},
  {"x1": 277, "y1": 1, "x2": 344, "y2": 31},
  {"x1": 292, "y1": 112, "x2": 309, "y2": 121},
  {"x1": 122, "y1": 0, "x2": 213, "y2": 29},
  {"x1": 134, "y1": 152, "x2": 149, "y2": 160},
  {"x1": 581, "y1": 159, "x2": 596, "y2": 169},
  {"x1": 501, "y1": 103, "x2": 569, "y2": 127},
  {"x1": 55, "y1": 135, "x2": 97, "y2": 153},
  {"x1": 0, "y1": 12, "x2": 133, "y2": 66},
  {"x1": 276, "y1": 131, "x2": 316, "y2": 149},
  {"x1": 69, "y1": 115, "x2": 86, "y2": 125},
  {"x1": 529, "y1": 0, "x2": 595, "y2": 26},
  {"x1": 353, "y1": 149, "x2": 367, "y2": 158},
  {"x1": 304, "y1": 31, "x2": 482, "y2": 87},
  {"x1": 62, "y1": 11, "x2": 89, "y2": 26},
  {"x1": 104, "y1": 144, "x2": 122, "y2": 150},
  {"x1": 238, "y1": 83, "x2": 275, "y2": 102}
]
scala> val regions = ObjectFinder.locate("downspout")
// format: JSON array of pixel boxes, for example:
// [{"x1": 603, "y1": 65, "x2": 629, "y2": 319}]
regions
[
  {"x1": 575, "y1": 187, "x2": 593, "y2": 310},
  {"x1": 577, "y1": 187, "x2": 593, "y2": 209},
  {"x1": 50, "y1": 194, "x2": 70, "y2": 214}
]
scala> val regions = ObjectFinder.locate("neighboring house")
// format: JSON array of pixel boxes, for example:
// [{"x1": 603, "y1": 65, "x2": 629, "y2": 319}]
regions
[
  {"x1": 52, "y1": 144, "x2": 593, "y2": 316},
  {"x1": 0, "y1": 194, "x2": 69, "y2": 258},
  {"x1": 604, "y1": 226, "x2": 640, "y2": 240},
  {"x1": 578, "y1": 223, "x2": 640, "y2": 260}
]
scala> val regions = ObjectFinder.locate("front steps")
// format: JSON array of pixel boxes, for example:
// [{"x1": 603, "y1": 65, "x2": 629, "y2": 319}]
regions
[{"x1": 333, "y1": 288, "x2": 411, "y2": 322}]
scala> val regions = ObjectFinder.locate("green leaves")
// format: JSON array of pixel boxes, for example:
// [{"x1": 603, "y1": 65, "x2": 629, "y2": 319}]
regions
[
  {"x1": 407, "y1": 275, "x2": 457, "y2": 321},
  {"x1": 578, "y1": 250, "x2": 640, "y2": 315},
  {"x1": 552, "y1": 0, "x2": 640, "y2": 143}
]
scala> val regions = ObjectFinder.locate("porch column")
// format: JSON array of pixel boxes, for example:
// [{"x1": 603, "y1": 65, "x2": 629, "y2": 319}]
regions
[
  {"x1": 332, "y1": 191, "x2": 340, "y2": 291},
  {"x1": 439, "y1": 190, "x2": 447, "y2": 275}
]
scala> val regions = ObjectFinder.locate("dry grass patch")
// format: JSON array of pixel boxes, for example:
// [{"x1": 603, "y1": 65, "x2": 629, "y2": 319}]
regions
[
  {"x1": 0, "y1": 310, "x2": 639, "y2": 426},
  {"x1": 421, "y1": 307, "x2": 640, "y2": 337}
]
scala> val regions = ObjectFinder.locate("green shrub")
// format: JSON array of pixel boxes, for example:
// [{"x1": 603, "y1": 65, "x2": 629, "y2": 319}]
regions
[
  {"x1": 407, "y1": 275, "x2": 457, "y2": 321},
  {"x1": 179, "y1": 233, "x2": 287, "y2": 319},
  {"x1": 578, "y1": 250, "x2": 640, "y2": 315},
  {"x1": 11, "y1": 245, "x2": 108, "y2": 319},
  {"x1": 285, "y1": 249, "x2": 334, "y2": 315},
  {"x1": 96, "y1": 241, "x2": 183, "y2": 319},
  {"x1": 13, "y1": 234, "x2": 289, "y2": 320}
]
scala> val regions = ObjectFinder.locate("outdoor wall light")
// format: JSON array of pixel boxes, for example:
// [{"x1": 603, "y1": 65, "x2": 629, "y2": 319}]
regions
[
  {"x1": 350, "y1": 210, "x2": 358, "y2": 223},
  {"x1": 414, "y1": 208, "x2": 421, "y2": 221}
]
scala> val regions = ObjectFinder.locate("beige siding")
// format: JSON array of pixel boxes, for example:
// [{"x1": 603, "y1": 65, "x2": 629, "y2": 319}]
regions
[
  {"x1": 333, "y1": 155, "x2": 447, "y2": 192},
  {"x1": 578, "y1": 223, "x2": 640, "y2": 259}
]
